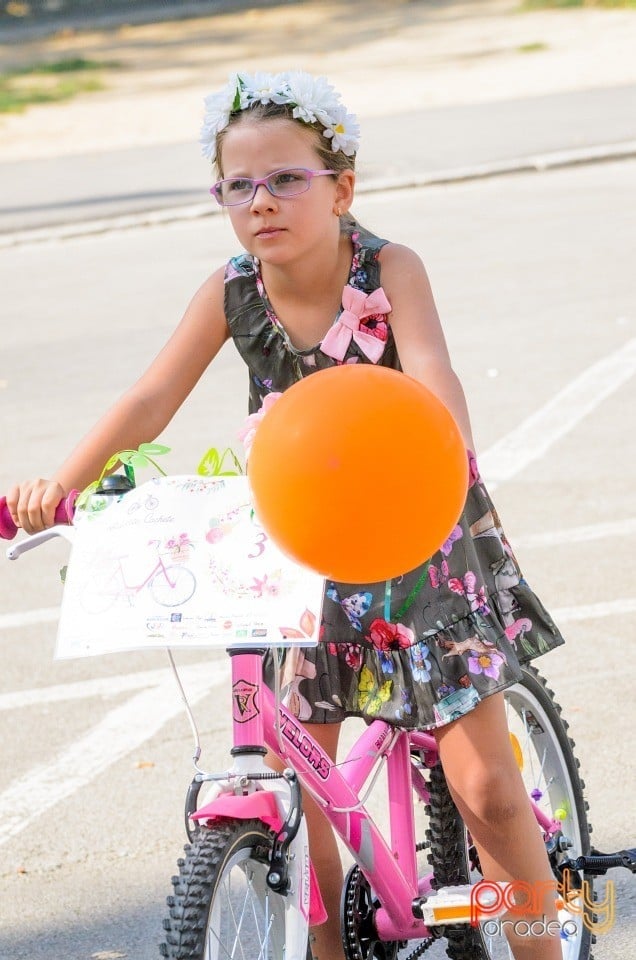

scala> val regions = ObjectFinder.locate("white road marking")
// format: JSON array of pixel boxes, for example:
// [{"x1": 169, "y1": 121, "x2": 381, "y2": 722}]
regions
[
  {"x1": 0, "y1": 606, "x2": 60, "y2": 630},
  {"x1": 0, "y1": 661, "x2": 229, "y2": 848},
  {"x1": 479, "y1": 337, "x2": 636, "y2": 491},
  {"x1": 514, "y1": 517, "x2": 636, "y2": 549},
  {"x1": 551, "y1": 598, "x2": 636, "y2": 623},
  {"x1": 0, "y1": 660, "x2": 216, "y2": 712}
]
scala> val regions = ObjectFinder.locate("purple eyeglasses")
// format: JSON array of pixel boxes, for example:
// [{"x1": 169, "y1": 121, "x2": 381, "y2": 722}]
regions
[{"x1": 211, "y1": 167, "x2": 337, "y2": 206}]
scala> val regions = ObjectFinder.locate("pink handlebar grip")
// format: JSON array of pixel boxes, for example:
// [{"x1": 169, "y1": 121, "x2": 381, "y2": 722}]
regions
[{"x1": 0, "y1": 490, "x2": 79, "y2": 541}]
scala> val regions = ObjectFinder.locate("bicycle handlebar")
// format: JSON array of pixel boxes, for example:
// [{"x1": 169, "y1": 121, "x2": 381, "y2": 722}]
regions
[
  {"x1": 0, "y1": 490, "x2": 79, "y2": 541},
  {"x1": 6, "y1": 524, "x2": 77, "y2": 560}
]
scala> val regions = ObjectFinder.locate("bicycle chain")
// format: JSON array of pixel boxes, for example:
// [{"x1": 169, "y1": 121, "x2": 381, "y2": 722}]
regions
[
  {"x1": 403, "y1": 936, "x2": 437, "y2": 960},
  {"x1": 342, "y1": 852, "x2": 438, "y2": 960}
]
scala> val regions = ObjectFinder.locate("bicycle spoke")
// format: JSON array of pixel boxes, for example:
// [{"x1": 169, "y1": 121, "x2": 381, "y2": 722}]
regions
[
  {"x1": 206, "y1": 864, "x2": 276, "y2": 960},
  {"x1": 226, "y1": 869, "x2": 249, "y2": 960},
  {"x1": 249, "y1": 889, "x2": 275, "y2": 959}
]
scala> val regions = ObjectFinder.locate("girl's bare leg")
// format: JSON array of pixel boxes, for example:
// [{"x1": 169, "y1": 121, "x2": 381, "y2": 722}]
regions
[
  {"x1": 435, "y1": 692, "x2": 562, "y2": 960},
  {"x1": 267, "y1": 721, "x2": 345, "y2": 960}
]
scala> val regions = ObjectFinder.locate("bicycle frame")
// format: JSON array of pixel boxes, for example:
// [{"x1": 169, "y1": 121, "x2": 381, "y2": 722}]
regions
[
  {"x1": 108, "y1": 553, "x2": 183, "y2": 595},
  {"x1": 194, "y1": 649, "x2": 439, "y2": 942},
  {"x1": 193, "y1": 649, "x2": 573, "y2": 945}
]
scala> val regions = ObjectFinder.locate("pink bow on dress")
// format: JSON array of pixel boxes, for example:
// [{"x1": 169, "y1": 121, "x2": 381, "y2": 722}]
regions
[{"x1": 320, "y1": 285, "x2": 392, "y2": 363}]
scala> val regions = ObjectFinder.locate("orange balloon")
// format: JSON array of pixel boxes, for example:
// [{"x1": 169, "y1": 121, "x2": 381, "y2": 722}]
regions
[{"x1": 247, "y1": 365, "x2": 468, "y2": 583}]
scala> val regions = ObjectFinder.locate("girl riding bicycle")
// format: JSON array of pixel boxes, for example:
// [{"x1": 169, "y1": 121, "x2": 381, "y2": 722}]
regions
[{"x1": 7, "y1": 71, "x2": 566, "y2": 960}]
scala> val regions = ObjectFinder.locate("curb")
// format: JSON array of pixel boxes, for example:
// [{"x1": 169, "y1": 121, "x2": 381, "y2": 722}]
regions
[
  {"x1": 0, "y1": 1, "x2": 288, "y2": 42},
  {"x1": 2, "y1": 139, "x2": 635, "y2": 250}
]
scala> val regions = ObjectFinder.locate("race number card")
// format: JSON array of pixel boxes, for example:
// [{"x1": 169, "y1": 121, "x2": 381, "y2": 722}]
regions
[{"x1": 56, "y1": 476, "x2": 324, "y2": 658}]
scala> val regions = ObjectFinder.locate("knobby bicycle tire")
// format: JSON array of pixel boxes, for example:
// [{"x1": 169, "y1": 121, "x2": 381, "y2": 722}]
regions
[
  {"x1": 426, "y1": 665, "x2": 594, "y2": 960},
  {"x1": 160, "y1": 817, "x2": 311, "y2": 960}
]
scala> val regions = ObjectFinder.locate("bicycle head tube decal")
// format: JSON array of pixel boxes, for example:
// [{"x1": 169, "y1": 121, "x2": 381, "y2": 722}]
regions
[{"x1": 232, "y1": 679, "x2": 260, "y2": 723}]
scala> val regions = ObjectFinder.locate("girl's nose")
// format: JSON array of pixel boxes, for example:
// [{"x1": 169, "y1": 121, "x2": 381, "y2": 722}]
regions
[{"x1": 250, "y1": 183, "x2": 277, "y2": 211}]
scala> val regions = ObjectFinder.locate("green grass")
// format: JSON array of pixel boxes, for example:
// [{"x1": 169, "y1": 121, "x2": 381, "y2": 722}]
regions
[
  {"x1": 517, "y1": 41, "x2": 549, "y2": 51},
  {"x1": 522, "y1": 0, "x2": 636, "y2": 8},
  {"x1": 0, "y1": 57, "x2": 120, "y2": 114}
]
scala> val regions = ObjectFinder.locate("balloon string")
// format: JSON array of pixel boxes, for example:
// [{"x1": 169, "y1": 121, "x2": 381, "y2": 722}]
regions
[{"x1": 383, "y1": 579, "x2": 392, "y2": 621}]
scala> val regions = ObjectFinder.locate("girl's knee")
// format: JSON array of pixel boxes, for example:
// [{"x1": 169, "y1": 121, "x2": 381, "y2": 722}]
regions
[{"x1": 445, "y1": 760, "x2": 524, "y2": 826}]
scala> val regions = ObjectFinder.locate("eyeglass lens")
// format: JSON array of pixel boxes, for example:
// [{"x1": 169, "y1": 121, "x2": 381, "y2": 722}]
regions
[{"x1": 213, "y1": 168, "x2": 333, "y2": 206}]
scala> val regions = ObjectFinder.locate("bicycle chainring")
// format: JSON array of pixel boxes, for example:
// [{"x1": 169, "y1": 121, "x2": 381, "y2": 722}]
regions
[{"x1": 341, "y1": 865, "x2": 400, "y2": 960}]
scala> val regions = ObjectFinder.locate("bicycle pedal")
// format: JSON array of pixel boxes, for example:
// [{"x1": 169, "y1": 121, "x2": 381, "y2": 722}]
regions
[{"x1": 413, "y1": 883, "x2": 508, "y2": 926}]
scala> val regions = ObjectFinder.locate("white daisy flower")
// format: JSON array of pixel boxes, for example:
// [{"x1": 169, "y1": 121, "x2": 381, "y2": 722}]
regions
[
  {"x1": 284, "y1": 72, "x2": 339, "y2": 126},
  {"x1": 322, "y1": 104, "x2": 360, "y2": 156},
  {"x1": 199, "y1": 70, "x2": 360, "y2": 162},
  {"x1": 199, "y1": 74, "x2": 241, "y2": 161},
  {"x1": 239, "y1": 70, "x2": 281, "y2": 106}
]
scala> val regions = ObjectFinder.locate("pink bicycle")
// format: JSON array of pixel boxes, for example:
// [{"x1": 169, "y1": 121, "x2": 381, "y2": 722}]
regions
[
  {"x1": 80, "y1": 545, "x2": 196, "y2": 613},
  {"x1": 2, "y1": 484, "x2": 634, "y2": 960}
]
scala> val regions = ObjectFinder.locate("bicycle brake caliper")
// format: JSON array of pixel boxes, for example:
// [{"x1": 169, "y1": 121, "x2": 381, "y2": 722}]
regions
[{"x1": 266, "y1": 769, "x2": 303, "y2": 894}]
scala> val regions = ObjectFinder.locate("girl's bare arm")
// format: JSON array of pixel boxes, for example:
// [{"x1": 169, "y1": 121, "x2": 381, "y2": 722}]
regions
[
  {"x1": 8, "y1": 268, "x2": 230, "y2": 532},
  {"x1": 379, "y1": 243, "x2": 476, "y2": 452}
]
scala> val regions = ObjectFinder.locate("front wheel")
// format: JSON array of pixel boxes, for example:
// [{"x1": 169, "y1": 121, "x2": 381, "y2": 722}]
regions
[
  {"x1": 160, "y1": 818, "x2": 310, "y2": 959},
  {"x1": 427, "y1": 665, "x2": 594, "y2": 960}
]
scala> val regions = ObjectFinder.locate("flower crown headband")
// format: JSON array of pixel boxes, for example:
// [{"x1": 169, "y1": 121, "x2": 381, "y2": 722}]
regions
[{"x1": 199, "y1": 70, "x2": 360, "y2": 165}]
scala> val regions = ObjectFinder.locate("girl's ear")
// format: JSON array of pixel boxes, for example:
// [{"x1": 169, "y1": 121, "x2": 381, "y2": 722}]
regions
[{"x1": 334, "y1": 169, "x2": 355, "y2": 215}]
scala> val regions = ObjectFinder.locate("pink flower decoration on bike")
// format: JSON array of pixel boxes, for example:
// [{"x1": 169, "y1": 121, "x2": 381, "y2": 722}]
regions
[
  {"x1": 467, "y1": 449, "x2": 480, "y2": 488},
  {"x1": 320, "y1": 285, "x2": 391, "y2": 362},
  {"x1": 238, "y1": 391, "x2": 283, "y2": 458}
]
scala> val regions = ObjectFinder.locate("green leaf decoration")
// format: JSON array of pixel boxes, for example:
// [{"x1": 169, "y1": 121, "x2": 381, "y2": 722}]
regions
[
  {"x1": 198, "y1": 448, "x2": 220, "y2": 476},
  {"x1": 59, "y1": 565, "x2": 68, "y2": 584},
  {"x1": 197, "y1": 446, "x2": 244, "y2": 477},
  {"x1": 138, "y1": 443, "x2": 171, "y2": 457},
  {"x1": 107, "y1": 446, "x2": 170, "y2": 478},
  {"x1": 75, "y1": 480, "x2": 98, "y2": 510},
  {"x1": 76, "y1": 444, "x2": 172, "y2": 512}
]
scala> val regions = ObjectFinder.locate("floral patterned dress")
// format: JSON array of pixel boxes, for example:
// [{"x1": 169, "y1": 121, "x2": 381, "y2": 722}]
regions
[{"x1": 224, "y1": 224, "x2": 564, "y2": 730}]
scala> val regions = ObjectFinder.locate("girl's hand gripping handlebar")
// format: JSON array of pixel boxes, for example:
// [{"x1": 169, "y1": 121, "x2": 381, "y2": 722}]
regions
[{"x1": 0, "y1": 490, "x2": 79, "y2": 540}]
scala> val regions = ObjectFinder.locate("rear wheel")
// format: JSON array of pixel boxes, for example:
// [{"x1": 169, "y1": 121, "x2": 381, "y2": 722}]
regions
[
  {"x1": 150, "y1": 565, "x2": 196, "y2": 606},
  {"x1": 427, "y1": 666, "x2": 593, "y2": 960},
  {"x1": 160, "y1": 818, "x2": 310, "y2": 959}
]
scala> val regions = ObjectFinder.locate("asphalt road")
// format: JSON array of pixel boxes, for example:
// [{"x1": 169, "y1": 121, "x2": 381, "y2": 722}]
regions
[
  {"x1": 1, "y1": 83, "x2": 636, "y2": 236},
  {"x1": 1, "y1": 158, "x2": 635, "y2": 958}
]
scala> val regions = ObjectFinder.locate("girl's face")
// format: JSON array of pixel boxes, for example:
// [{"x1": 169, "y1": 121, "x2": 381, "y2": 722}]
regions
[{"x1": 218, "y1": 117, "x2": 353, "y2": 265}]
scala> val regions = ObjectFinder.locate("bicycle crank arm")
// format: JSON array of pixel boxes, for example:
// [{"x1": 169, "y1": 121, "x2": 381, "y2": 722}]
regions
[{"x1": 560, "y1": 846, "x2": 636, "y2": 876}]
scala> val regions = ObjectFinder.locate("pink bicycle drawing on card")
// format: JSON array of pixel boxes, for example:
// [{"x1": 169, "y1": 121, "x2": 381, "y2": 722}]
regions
[{"x1": 80, "y1": 539, "x2": 197, "y2": 613}]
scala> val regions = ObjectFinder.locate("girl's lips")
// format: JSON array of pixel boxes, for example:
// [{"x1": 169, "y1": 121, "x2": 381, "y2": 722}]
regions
[{"x1": 256, "y1": 227, "x2": 285, "y2": 239}]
